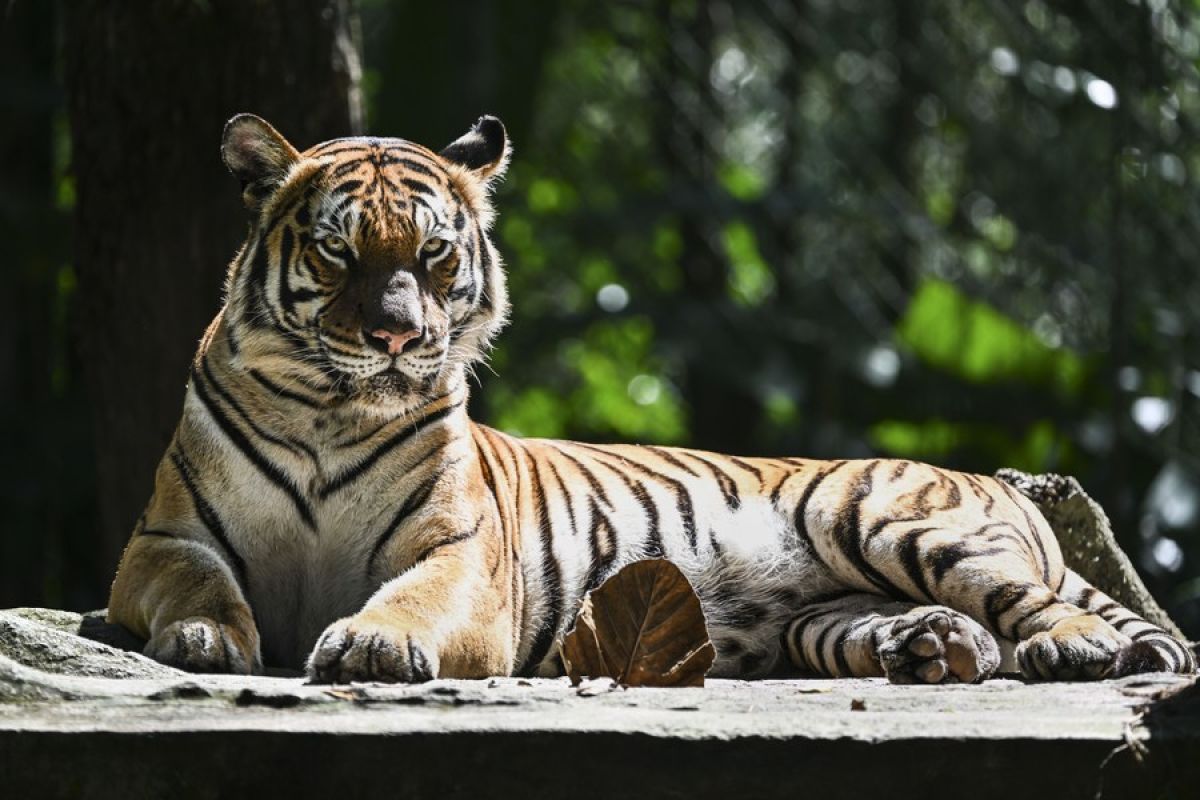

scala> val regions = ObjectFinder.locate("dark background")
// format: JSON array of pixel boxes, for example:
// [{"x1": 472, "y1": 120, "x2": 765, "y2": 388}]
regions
[{"x1": 3, "y1": 1, "x2": 1199, "y2": 636}]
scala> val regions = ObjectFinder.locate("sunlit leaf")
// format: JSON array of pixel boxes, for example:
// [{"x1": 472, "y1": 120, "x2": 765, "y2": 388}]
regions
[{"x1": 561, "y1": 559, "x2": 715, "y2": 687}]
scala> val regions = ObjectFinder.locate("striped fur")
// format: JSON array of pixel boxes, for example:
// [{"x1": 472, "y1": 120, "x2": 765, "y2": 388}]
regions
[{"x1": 108, "y1": 115, "x2": 1195, "y2": 683}]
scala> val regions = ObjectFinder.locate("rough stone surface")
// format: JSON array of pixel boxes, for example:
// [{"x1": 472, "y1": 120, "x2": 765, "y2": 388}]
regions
[
  {"x1": 1, "y1": 607, "x2": 1198, "y2": 799},
  {"x1": 0, "y1": 608, "x2": 179, "y2": 684}
]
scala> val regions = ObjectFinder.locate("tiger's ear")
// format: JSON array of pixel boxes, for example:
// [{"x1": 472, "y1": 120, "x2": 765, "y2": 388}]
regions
[
  {"x1": 440, "y1": 116, "x2": 510, "y2": 184},
  {"x1": 221, "y1": 114, "x2": 300, "y2": 210}
]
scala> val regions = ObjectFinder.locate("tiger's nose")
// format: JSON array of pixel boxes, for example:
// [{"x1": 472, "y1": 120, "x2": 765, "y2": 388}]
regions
[{"x1": 364, "y1": 326, "x2": 423, "y2": 356}]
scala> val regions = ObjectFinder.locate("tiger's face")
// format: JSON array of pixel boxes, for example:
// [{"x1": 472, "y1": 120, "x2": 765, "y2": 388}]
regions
[{"x1": 219, "y1": 115, "x2": 511, "y2": 411}]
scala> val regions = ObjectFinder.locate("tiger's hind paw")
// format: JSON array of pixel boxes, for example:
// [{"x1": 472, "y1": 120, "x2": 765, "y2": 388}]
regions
[
  {"x1": 1016, "y1": 616, "x2": 1126, "y2": 681},
  {"x1": 877, "y1": 607, "x2": 1000, "y2": 684}
]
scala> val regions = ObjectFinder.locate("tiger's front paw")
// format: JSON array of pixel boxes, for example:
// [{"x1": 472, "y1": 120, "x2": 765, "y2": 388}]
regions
[
  {"x1": 877, "y1": 607, "x2": 1000, "y2": 684},
  {"x1": 145, "y1": 616, "x2": 260, "y2": 675},
  {"x1": 307, "y1": 617, "x2": 439, "y2": 684}
]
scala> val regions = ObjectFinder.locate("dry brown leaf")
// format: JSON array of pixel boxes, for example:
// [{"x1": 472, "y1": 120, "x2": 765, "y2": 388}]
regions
[{"x1": 561, "y1": 558, "x2": 716, "y2": 687}]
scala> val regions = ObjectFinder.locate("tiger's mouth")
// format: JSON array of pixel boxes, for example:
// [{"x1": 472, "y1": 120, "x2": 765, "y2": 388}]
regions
[
  {"x1": 303, "y1": 330, "x2": 447, "y2": 408},
  {"x1": 365, "y1": 368, "x2": 414, "y2": 393}
]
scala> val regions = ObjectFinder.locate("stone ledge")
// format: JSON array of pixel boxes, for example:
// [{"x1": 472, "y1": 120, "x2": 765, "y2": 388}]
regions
[{"x1": 2, "y1": 608, "x2": 1199, "y2": 799}]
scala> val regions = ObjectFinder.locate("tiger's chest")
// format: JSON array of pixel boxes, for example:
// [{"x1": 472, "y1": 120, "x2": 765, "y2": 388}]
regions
[{"x1": 212, "y1": 448, "x2": 411, "y2": 669}]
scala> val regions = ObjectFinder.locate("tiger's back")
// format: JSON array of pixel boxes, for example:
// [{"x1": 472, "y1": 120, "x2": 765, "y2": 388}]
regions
[{"x1": 488, "y1": 435, "x2": 1069, "y2": 678}]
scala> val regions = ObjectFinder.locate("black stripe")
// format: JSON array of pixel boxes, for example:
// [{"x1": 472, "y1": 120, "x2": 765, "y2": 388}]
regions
[
  {"x1": 200, "y1": 359, "x2": 317, "y2": 462},
  {"x1": 788, "y1": 606, "x2": 829, "y2": 636},
  {"x1": 811, "y1": 621, "x2": 833, "y2": 676},
  {"x1": 484, "y1": 428, "x2": 519, "y2": 490},
  {"x1": 831, "y1": 461, "x2": 904, "y2": 597},
  {"x1": 243, "y1": 236, "x2": 287, "y2": 333},
  {"x1": 226, "y1": 322, "x2": 241, "y2": 357},
  {"x1": 577, "y1": 444, "x2": 697, "y2": 552},
  {"x1": 962, "y1": 474, "x2": 995, "y2": 514},
  {"x1": 680, "y1": 451, "x2": 741, "y2": 511},
  {"x1": 590, "y1": 457, "x2": 663, "y2": 557},
  {"x1": 411, "y1": 516, "x2": 483, "y2": 569},
  {"x1": 335, "y1": 391, "x2": 455, "y2": 449},
  {"x1": 517, "y1": 452, "x2": 565, "y2": 677},
  {"x1": 321, "y1": 401, "x2": 460, "y2": 498},
  {"x1": 708, "y1": 528, "x2": 724, "y2": 558},
  {"x1": 791, "y1": 460, "x2": 849, "y2": 561},
  {"x1": 247, "y1": 239, "x2": 270, "y2": 299},
  {"x1": 1000, "y1": 482, "x2": 1052, "y2": 583},
  {"x1": 896, "y1": 527, "x2": 938, "y2": 602},
  {"x1": 582, "y1": 497, "x2": 617, "y2": 592},
  {"x1": 726, "y1": 456, "x2": 764, "y2": 485},
  {"x1": 644, "y1": 446, "x2": 701, "y2": 477},
  {"x1": 1008, "y1": 595, "x2": 1059, "y2": 639},
  {"x1": 190, "y1": 365, "x2": 315, "y2": 529},
  {"x1": 332, "y1": 179, "x2": 363, "y2": 195},
  {"x1": 366, "y1": 450, "x2": 454, "y2": 575},
  {"x1": 768, "y1": 470, "x2": 792, "y2": 507},
  {"x1": 833, "y1": 621, "x2": 863, "y2": 677},
  {"x1": 552, "y1": 445, "x2": 614, "y2": 511},
  {"x1": 311, "y1": 143, "x2": 371, "y2": 157},
  {"x1": 544, "y1": 458, "x2": 578, "y2": 537},
  {"x1": 277, "y1": 226, "x2": 297, "y2": 316},
  {"x1": 401, "y1": 177, "x2": 436, "y2": 196},
  {"x1": 139, "y1": 528, "x2": 176, "y2": 539},
  {"x1": 983, "y1": 582, "x2": 1034, "y2": 635},
  {"x1": 330, "y1": 157, "x2": 366, "y2": 179},
  {"x1": 930, "y1": 543, "x2": 1009, "y2": 583},
  {"x1": 248, "y1": 368, "x2": 325, "y2": 410},
  {"x1": 396, "y1": 157, "x2": 440, "y2": 178},
  {"x1": 170, "y1": 450, "x2": 247, "y2": 586},
  {"x1": 932, "y1": 469, "x2": 963, "y2": 510}
]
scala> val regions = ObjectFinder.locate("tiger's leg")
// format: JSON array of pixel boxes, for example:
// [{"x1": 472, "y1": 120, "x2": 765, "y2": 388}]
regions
[
  {"x1": 860, "y1": 523, "x2": 1187, "y2": 680},
  {"x1": 109, "y1": 532, "x2": 261, "y2": 674},
  {"x1": 307, "y1": 529, "x2": 513, "y2": 683},
  {"x1": 784, "y1": 593, "x2": 1001, "y2": 683},
  {"x1": 1018, "y1": 569, "x2": 1196, "y2": 678}
]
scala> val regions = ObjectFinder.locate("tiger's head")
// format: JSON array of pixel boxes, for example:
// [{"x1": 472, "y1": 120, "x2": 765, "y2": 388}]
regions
[{"x1": 218, "y1": 114, "x2": 511, "y2": 412}]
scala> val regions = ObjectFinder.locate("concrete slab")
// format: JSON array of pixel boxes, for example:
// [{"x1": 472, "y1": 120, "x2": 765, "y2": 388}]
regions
[{"x1": 2, "y1": 607, "x2": 1198, "y2": 799}]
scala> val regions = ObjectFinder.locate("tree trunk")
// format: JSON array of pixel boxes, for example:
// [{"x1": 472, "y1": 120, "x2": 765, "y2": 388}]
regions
[
  {"x1": 0, "y1": 0, "x2": 78, "y2": 608},
  {"x1": 63, "y1": 1, "x2": 364, "y2": 596}
]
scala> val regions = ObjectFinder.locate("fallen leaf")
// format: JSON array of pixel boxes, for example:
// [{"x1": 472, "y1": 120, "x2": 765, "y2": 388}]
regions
[
  {"x1": 850, "y1": 698, "x2": 867, "y2": 711},
  {"x1": 561, "y1": 558, "x2": 716, "y2": 687}
]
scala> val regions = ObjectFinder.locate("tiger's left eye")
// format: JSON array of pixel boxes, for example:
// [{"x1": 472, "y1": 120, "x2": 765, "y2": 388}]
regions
[
  {"x1": 422, "y1": 237, "x2": 447, "y2": 255},
  {"x1": 319, "y1": 235, "x2": 349, "y2": 254}
]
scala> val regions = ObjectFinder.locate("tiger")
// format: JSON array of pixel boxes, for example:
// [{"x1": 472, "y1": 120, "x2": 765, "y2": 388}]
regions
[{"x1": 107, "y1": 113, "x2": 1195, "y2": 685}]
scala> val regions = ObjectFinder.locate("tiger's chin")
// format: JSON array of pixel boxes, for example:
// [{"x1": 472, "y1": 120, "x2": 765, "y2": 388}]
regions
[{"x1": 345, "y1": 369, "x2": 442, "y2": 415}]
